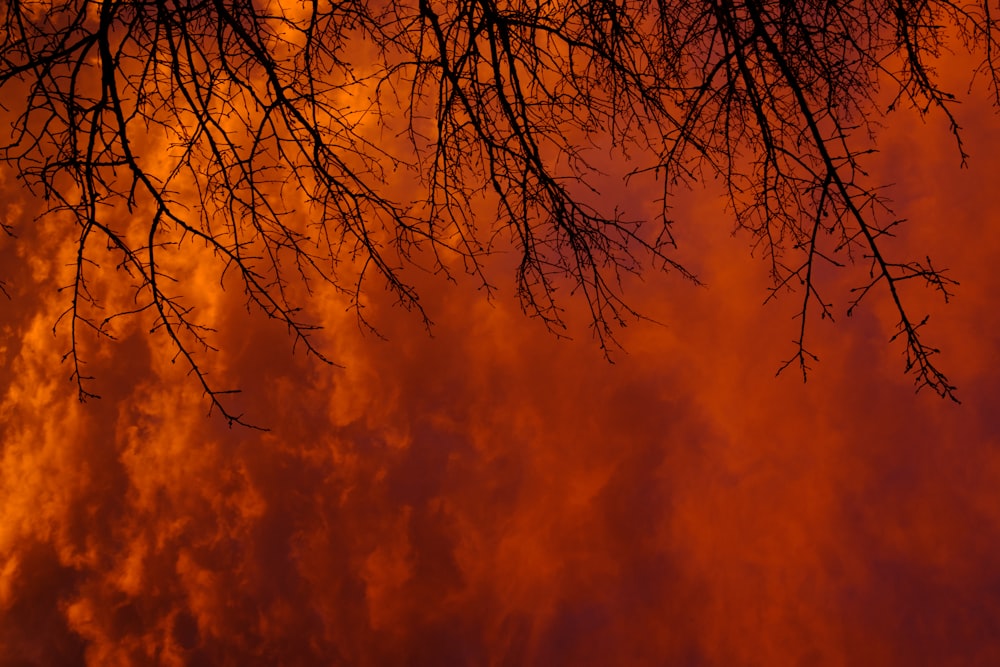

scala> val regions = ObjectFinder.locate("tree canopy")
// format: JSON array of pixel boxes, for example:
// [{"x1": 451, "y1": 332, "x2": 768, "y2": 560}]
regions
[{"x1": 2, "y1": 0, "x2": 995, "y2": 423}]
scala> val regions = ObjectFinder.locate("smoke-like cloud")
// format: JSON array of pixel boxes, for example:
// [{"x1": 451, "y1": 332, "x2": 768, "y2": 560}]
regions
[{"x1": 2, "y1": 32, "x2": 1000, "y2": 667}]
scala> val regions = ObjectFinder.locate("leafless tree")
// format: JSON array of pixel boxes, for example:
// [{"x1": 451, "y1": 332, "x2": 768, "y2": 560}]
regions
[{"x1": 2, "y1": 0, "x2": 995, "y2": 424}]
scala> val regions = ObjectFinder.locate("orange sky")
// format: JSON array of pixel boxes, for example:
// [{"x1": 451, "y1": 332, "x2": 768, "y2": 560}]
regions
[{"x1": 2, "y1": 17, "x2": 1000, "y2": 667}]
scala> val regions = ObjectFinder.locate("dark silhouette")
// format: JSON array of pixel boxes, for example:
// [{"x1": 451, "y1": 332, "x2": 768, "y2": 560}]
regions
[{"x1": 2, "y1": 0, "x2": 992, "y2": 424}]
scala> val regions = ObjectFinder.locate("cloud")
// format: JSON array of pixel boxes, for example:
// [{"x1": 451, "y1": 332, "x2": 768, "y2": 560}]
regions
[{"x1": 2, "y1": 26, "x2": 1000, "y2": 667}]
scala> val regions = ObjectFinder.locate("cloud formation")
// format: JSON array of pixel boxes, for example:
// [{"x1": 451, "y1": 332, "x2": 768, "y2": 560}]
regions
[{"x1": 2, "y1": 34, "x2": 1000, "y2": 667}]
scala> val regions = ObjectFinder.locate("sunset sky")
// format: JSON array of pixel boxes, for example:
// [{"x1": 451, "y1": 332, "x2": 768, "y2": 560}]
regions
[{"x1": 2, "y1": 8, "x2": 1000, "y2": 667}]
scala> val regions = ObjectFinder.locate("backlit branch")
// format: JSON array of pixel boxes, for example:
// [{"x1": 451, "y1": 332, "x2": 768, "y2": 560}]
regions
[{"x1": 2, "y1": 0, "x2": 994, "y2": 417}]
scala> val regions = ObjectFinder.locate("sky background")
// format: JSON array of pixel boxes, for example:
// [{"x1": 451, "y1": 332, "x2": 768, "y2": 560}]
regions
[{"x1": 2, "y1": 36, "x2": 1000, "y2": 667}]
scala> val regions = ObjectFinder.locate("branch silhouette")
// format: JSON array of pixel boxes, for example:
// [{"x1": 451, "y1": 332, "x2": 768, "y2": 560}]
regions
[{"x1": 4, "y1": 0, "x2": 993, "y2": 422}]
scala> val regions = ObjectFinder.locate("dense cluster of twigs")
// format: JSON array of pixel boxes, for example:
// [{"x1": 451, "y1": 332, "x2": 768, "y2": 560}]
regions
[{"x1": 2, "y1": 0, "x2": 996, "y2": 423}]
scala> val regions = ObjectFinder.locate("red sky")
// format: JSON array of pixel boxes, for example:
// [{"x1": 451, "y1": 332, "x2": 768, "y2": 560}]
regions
[{"x1": 2, "y1": 22, "x2": 1000, "y2": 667}]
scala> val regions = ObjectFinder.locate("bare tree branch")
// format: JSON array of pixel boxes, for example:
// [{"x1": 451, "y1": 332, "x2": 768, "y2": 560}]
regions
[{"x1": 3, "y1": 0, "x2": 994, "y2": 418}]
